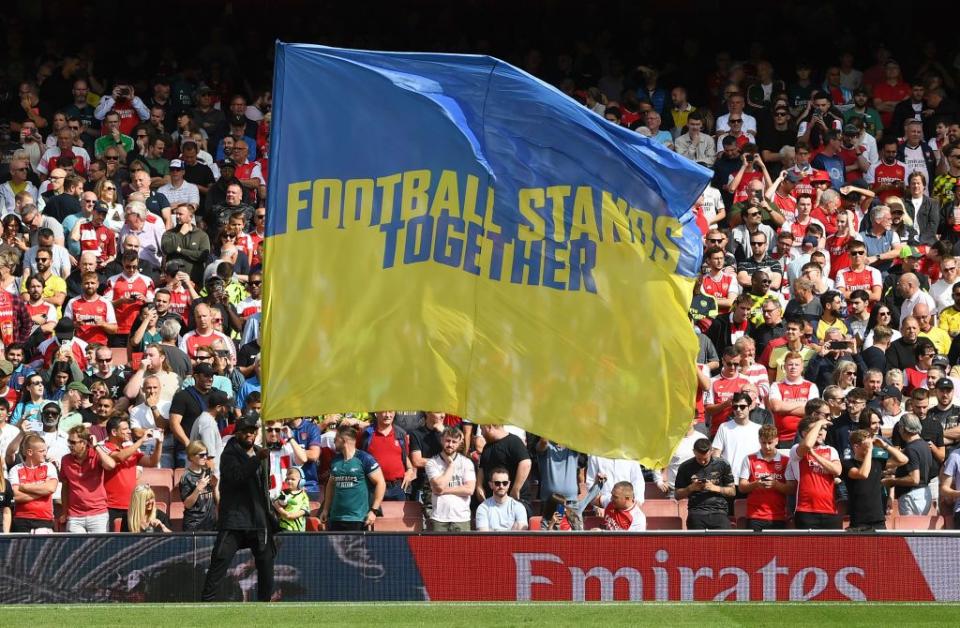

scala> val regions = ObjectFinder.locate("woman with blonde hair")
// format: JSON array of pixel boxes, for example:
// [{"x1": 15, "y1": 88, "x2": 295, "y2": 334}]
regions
[
  {"x1": 127, "y1": 484, "x2": 171, "y2": 533},
  {"x1": 0, "y1": 249, "x2": 22, "y2": 295},
  {"x1": 94, "y1": 177, "x2": 124, "y2": 232},
  {"x1": 831, "y1": 359, "x2": 859, "y2": 394}
]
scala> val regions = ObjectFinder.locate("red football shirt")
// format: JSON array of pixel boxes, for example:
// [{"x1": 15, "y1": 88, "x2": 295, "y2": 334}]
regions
[
  {"x1": 789, "y1": 444, "x2": 839, "y2": 515},
  {"x1": 64, "y1": 295, "x2": 116, "y2": 345},
  {"x1": 105, "y1": 272, "x2": 155, "y2": 334},
  {"x1": 741, "y1": 452, "x2": 788, "y2": 521},
  {"x1": 60, "y1": 448, "x2": 109, "y2": 517},
  {"x1": 103, "y1": 441, "x2": 143, "y2": 510}
]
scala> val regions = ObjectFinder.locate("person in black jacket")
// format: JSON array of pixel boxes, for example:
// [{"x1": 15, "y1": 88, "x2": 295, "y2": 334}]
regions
[{"x1": 201, "y1": 413, "x2": 276, "y2": 602}]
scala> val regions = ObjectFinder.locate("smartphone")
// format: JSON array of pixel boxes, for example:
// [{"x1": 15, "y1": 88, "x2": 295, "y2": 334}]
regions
[
  {"x1": 829, "y1": 340, "x2": 852, "y2": 350},
  {"x1": 556, "y1": 503, "x2": 565, "y2": 517}
]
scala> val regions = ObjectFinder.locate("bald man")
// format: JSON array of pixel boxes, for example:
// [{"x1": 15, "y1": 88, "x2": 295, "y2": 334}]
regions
[
  {"x1": 898, "y1": 272, "x2": 936, "y2": 326},
  {"x1": 913, "y1": 301, "x2": 951, "y2": 355}
]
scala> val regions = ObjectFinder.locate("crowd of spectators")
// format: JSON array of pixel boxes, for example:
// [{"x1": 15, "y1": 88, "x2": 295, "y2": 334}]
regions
[{"x1": 3, "y1": 9, "x2": 960, "y2": 536}]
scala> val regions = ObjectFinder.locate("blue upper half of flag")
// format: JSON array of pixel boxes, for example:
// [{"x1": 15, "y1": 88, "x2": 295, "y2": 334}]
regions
[{"x1": 267, "y1": 43, "x2": 711, "y2": 277}]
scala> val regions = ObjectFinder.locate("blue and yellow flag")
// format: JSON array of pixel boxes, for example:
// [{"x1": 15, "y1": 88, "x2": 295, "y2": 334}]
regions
[{"x1": 262, "y1": 44, "x2": 710, "y2": 464}]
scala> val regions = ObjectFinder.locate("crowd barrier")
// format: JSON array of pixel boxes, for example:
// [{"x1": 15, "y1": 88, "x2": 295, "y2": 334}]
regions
[{"x1": 1, "y1": 532, "x2": 958, "y2": 603}]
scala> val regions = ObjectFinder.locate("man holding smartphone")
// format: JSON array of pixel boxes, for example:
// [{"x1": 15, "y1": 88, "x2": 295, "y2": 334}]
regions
[{"x1": 675, "y1": 438, "x2": 736, "y2": 529}]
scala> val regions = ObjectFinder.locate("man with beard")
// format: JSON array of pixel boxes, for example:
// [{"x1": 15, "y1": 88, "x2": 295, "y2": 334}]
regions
[
  {"x1": 201, "y1": 413, "x2": 276, "y2": 602},
  {"x1": 169, "y1": 362, "x2": 215, "y2": 468}
]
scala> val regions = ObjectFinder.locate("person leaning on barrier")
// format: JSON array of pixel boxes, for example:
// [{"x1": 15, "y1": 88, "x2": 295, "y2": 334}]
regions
[{"x1": 475, "y1": 466, "x2": 529, "y2": 531}]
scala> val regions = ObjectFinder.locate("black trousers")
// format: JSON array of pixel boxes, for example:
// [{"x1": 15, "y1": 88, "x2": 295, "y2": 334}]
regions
[
  {"x1": 201, "y1": 529, "x2": 275, "y2": 602},
  {"x1": 686, "y1": 512, "x2": 731, "y2": 530},
  {"x1": 794, "y1": 511, "x2": 842, "y2": 530}
]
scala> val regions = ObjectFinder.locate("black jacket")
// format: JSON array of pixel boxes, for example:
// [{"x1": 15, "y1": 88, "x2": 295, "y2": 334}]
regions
[{"x1": 217, "y1": 436, "x2": 275, "y2": 532}]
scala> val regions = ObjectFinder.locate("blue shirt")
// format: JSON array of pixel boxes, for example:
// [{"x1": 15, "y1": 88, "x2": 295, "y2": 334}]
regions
[
  {"x1": 475, "y1": 496, "x2": 528, "y2": 531},
  {"x1": 236, "y1": 375, "x2": 261, "y2": 410},
  {"x1": 812, "y1": 152, "x2": 845, "y2": 190},
  {"x1": 290, "y1": 419, "x2": 323, "y2": 493}
]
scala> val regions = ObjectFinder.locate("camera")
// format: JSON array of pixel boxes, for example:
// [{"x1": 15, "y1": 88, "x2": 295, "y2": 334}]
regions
[{"x1": 117, "y1": 86, "x2": 132, "y2": 98}]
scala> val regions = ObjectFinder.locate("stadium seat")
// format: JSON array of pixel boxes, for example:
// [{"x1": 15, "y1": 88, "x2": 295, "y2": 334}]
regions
[
  {"x1": 528, "y1": 516, "x2": 543, "y2": 530},
  {"x1": 583, "y1": 516, "x2": 605, "y2": 530},
  {"x1": 151, "y1": 485, "x2": 172, "y2": 509},
  {"x1": 112, "y1": 518, "x2": 123, "y2": 532},
  {"x1": 141, "y1": 468, "x2": 173, "y2": 491},
  {"x1": 375, "y1": 517, "x2": 423, "y2": 532},
  {"x1": 376, "y1": 501, "x2": 424, "y2": 531},
  {"x1": 641, "y1": 500, "x2": 679, "y2": 518},
  {"x1": 169, "y1": 502, "x2": 184, "y2": 531},
  {"x1": 677, "y1": 499, "x2": 688, "y2": 526},
  {"x1": 309, "y1": 500, "x2": 322, "y2": 515},
  {"x1": 645, "y1": 516, "x2": 683, "y2": 530},
  {"x1": 306, "y1": 517, "x2": 321, "y2": 532},
  {"x1": 733, "y1": 499, "x2": 748, "y2": 529},
  {"x1": 892, "y1": 515, "x2": 946, "y2": 530},
  {"x1": 110, "y1": 347, "x2": 129, "y2": 366},
  {"x1": 173, "y1": 468, "x2": 185, "y2": 488},
  {"x1": 644, "y1": 483, "x2": 670, "y2": 500}
]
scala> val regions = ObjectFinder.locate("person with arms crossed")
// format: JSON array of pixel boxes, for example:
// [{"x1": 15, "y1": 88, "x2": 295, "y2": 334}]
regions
[{"x1": 425, "y1": 426, "x2": 476, "y2": 532}]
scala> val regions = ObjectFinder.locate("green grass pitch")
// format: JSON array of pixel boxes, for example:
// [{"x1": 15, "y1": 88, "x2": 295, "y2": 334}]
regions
[{"x1": 3, "y1": 602, "x2": 960, "y2": 627}]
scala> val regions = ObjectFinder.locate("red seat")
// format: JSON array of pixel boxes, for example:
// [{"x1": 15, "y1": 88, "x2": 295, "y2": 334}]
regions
[
  {"x1": 306, "y1": 517, "x2": 321, "y2": 532},
  {"x1": 641, "y1": 500, "x2": 679, "y2": 518},
  {"x1": 644, "y1": 483, "x2": 670, "y2": 500},
  {"x1": 646, "y1": 516, "x2": 683, "y2": 530},
  {"x1": 110, "y1": 347, "x2": 130, "y2": 367},
  {"x1": 112, "y1": 518, "x2": 123, "y2": 532},
  {"x1": 151, "y1": 485, "x2": 171, "y2": 509},
  {"x1": 141, "y1": 468, "x2": 173, "y2": 491},
  {"x1": 173, "y1": 468, "x2": 185, "y2": 488},
  {"x1": 309, "y1": 500, "x2": 322, "y2": 516},
  {"x1": 168, "y1": 502, "x2": 184, "y2": 531},
  {"x1": 528, "y1": 516, "x2": 543, "y2": 530},
  {"x1": 583, "y1": 516, "x2": 605, "y2": 530},
  {"x1": 893, "y1": 515, "x2": 945, "y2": 530},
  {"x1": 374, "y1": 517, "x2": 422, "y2": 532},
  {"x1": 733, "y1": 499, "x2": 749, "y2": 529}
]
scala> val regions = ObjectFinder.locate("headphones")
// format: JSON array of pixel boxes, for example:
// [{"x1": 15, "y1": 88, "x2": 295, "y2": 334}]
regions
[{"x1": 288, "y1": 466, "x2": 305, "y2": 490}]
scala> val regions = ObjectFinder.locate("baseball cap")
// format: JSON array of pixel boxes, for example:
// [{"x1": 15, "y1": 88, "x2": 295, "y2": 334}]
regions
[
  {"x1": 193, "y1": 363, "x2": 215, "y2": 377},
  {"x1": 0, "y1": 359, "x2": 13, "y2": 376},
  {"x1": 935, "y1": 377, "x2": 955, "y2": 390},
  {"x1": 93, "y1": 201, "x2": 109, "y2": 213},
  {"x1": 784, "y1": 171, "x2": 802, "y2": 184},
  {"x1": 169, "y1": 159, "x2": 184, "y2": 169},
  {"x1": 235, "y1": 412, "x2": 260, "y2": 432},
  {"x1": 67, "y1": 381, "x2": 92, "y2": 395},
  {"x1": 693, "y1": 438, "x2": 712, "y2": 454},
  {"x1": 207, "y1": 390, "x2": 230, "y2": 408},
  {"x1": 164, "y1": 260, "x2": 181, "y2": 276},
  {"x1": 220, "y1": 159, "x2": 236, "y2": 170},
  {"x1": 802, "y1": 235, "x2": 819, "y2": 248},
  {"x1": 843, "y1": 124, "x2": 860, "y2": 135},
  {"x1": 880, "y1": 386, "x2": 902, "y2": 400},
  {"x1": 932, "y1": 356, "x2": 950, "y2": 370},
  {"x1": 55, "y1": 317, "x2": 75, "y2": 340}
]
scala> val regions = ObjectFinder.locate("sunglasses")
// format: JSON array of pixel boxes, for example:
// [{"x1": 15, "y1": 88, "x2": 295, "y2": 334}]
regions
[
  {"x1": 196, "y1": 452, "x2": 210, "y2": 458},
  {"x1": 266, "y1": 427, "x2": 283, "y2": 433},
  {"x1": 750, "y1": 241, "x2": 766, "y2": 246},
  {"x1": 706, "y1": 238, "x2": 724, "y2": 244},
  {"x1": 732, "y1": 404, "x2": 749, "y2": 410},
  {"x1": 255, "y1": 214, "x2": 266, "y2": 219},
  {"x1": 492, "y1": 480, "x2": 510, "y2": 487},
  {"x1": 104, "y1": 156, "x2": 119, "y2": 160},
  {"x1": 248, "y1": 281, "x2": 262, "y2": 286},
  {"x1": 730, "y1": 119, "x2": 743, "y2": 124},
  {"x1": 849, "y1": 251, "x2": 866, "y2": 256},
  {"x1": 42, "y1": 411, "x2": 61, "y2": 417},
  {"x1": 67, "y1": 439, "x2": 85, "y2": 445}
]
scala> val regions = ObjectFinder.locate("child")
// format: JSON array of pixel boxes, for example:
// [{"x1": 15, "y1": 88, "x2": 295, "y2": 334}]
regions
[{"x1": 272, "y1": 467, "x2": 310, "y2": 531}]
